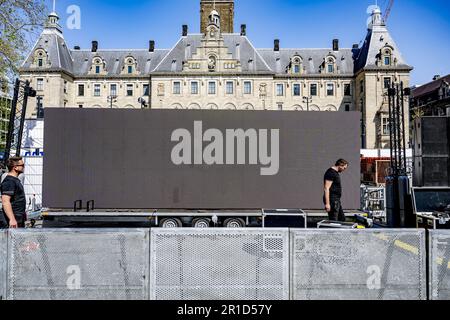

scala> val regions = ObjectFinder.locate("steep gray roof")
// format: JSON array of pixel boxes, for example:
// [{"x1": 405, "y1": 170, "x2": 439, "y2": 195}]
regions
[
  {"x1": 21, "y1": 22, "x2": 411, "y2": 78},
  {"x1": 152, "y1": 34, "x2": 273, "y2": 74},
  {"x1": 21, "y1": 31, "x2": 73, "y2": 72},
  {"x1": 70, "y1": 49, "x2": 169, "y2": 77},
  {"x1": 354, "y1": 24, "x2": 412, "y2": 73},
  {"x1": 258, "y1": 48, "x2": 355, "y2": 76}
]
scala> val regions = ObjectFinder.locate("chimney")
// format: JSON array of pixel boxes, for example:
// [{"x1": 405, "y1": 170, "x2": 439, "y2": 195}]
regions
[
  {"x1": 433, "y1": 75, "x2": 441, "y2": 81},
  {"x1": 240, "y1": 24, "x2": 247, "y2": 36},
  {"x1": 274, "y1": 39, "x2": 280, "y2": 52},
  {"x1": 91, "y1": 41, "x2": 98, "y2": 52},
  {"x1": 352, "y1": 43, "x2": 359, "y2": 49},
  {"x1": 182, "y1": 25, "x2": 188, "y2": 36},
  {"x1": 74, "y1": 46, "x2": 80, "y2": 50},
  {"x1": 149, "y1": 40, "x2": 155, "y2": 52},
  {"x1": 333, "y1": 39, "x2": 339, "y2": 51}
]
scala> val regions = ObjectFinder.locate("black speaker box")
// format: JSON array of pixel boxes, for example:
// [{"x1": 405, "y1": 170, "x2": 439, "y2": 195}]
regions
[{"x1": 414, "y1": 117, "x2": 450, "y2": 187}]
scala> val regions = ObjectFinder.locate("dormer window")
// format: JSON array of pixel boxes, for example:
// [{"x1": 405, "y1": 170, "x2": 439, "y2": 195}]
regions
[
  {"x1": 381, "y1": 47, "x2": 393, "y2": 66},
  {"x1": 327, "y1": 57, "x2": 336, "y2": 73},
  {"x1": 123, "y1": 56, "x2": 137, "y2": 74},
  {"x1": 326, "y1": 57, "x2": 336, "y2": 74},
  {"x1": 34, "y1": 49, "x2": 48, "y2": 68},
  {"x1": 384, "y1": 56, "x2": 391, "y2": 66},
  {"x1": 291, "y1": 56, "x2": 303, "y2": 74},
  {"x1": 92, "y1": 57, "x2": 105, "y2": 74}
]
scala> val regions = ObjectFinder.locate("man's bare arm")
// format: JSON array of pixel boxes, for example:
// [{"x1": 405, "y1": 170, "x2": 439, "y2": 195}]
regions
[
  {"x1": 1, "y1": 195, "x2": 17, "y2": 228},
  {"x1": 324, "y1": 180, "x2": 333, "y2": 211}
]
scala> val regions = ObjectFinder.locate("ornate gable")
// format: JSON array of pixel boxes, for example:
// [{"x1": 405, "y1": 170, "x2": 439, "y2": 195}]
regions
[{"x1": 183, "y1": 23, "x2": 241, "y2": 73}]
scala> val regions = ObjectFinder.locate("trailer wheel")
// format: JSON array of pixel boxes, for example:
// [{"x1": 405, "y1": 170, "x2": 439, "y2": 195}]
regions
[
  {"x1": 223, "y1": 218, "x2": 246, "y2": 228},
  {"x1": 160, "y1": 218, "x2": 183, "y2": 228},
  {"x1": 192, "y1": 218, "x2": 211, "y2": 228}
]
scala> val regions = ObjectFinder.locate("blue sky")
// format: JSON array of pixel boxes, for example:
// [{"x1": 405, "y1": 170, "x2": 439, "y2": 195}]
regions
[{"x1": 46, "y1": 0, "x2": 449, "y2": 86}]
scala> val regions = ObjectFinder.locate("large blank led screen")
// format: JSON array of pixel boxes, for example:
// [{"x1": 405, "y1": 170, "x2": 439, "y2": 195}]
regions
[{"x1": 43, "y1": 109, "x2": 360, "y2": 210}]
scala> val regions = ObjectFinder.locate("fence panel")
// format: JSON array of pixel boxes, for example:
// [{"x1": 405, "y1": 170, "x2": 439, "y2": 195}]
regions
[
  {"x1": 150, "y1": 229, "x2": 289, "y2": 300},
  {"x1": 291, "y1": 229, "x2": 426, "y2": 300},
  {"x1": 429, "y1": 230, "x2": 450, "y2": 300},
  {"x1": 7, "y1": 229, "x2": 149, "y2": 300},
  {"x1": 0, "y1": 230, "x2": 6, "y2": 300}
]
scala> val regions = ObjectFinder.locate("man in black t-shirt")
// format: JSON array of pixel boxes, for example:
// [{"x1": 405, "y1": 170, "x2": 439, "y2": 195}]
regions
[
  {"x1": 1, "y1": 156, "x2": 26, "y2": 229},
  {"x1": 323, "y1": 159, "x2": 349, "y2": 222}
]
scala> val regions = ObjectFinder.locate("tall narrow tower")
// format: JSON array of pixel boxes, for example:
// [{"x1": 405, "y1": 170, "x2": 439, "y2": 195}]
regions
[{"x1": 200, "y1": 0, "x2": 234, "y2": 34}]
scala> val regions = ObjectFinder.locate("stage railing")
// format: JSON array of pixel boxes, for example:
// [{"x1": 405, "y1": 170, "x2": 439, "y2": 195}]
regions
[
  {"x1": 291, "y1": 229, "x2": 426, "y2": 300},
  {"x1": 0, "y1": 230, "x2": 6, "y2": 300},
  {"x1": 6, "y1": 229, "x2": 149, "y2": 300},
  {"x1": 150, "y1": 229, "x2": 290, "y2": 300},
  {"x1": 429, "y1": 230, "x2": 450, "y2": 300},
  {"x1": 0, "y1": 228, "x2": 433, "y2": 300}
]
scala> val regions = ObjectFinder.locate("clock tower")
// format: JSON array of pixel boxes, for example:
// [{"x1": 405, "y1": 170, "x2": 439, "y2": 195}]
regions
[{"x1": 200, "y1": 0, "x2": 234, "y2": 34}]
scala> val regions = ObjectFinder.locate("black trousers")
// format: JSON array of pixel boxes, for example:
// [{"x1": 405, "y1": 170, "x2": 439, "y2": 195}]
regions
[
  {"x1": 0, "y1": 213, "x2": 25, "y2": 229},
  {"x1": 328, "y1": 198, "x2": 346, "y2": 222}
]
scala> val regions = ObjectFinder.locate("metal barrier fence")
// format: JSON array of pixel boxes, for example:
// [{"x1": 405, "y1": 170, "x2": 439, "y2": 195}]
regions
[
  {"x1": 150, "y1": 229, "x2": 290, "y2": 300},
  {"x1": 429, "y1": 230, "x2": 450, "y2": 300},
  {"x1": 0, "y1": 228, "x2": 434, "y2": 300},
  {"x1": 291, "y1": 229, "x2": 427, "y2": 300},
  {"x1": 0, "y1": 230, "x2": 6, "y2": 300},
  {"x1": 7, "y1": 229, "x2": 149, "y2": 300}
]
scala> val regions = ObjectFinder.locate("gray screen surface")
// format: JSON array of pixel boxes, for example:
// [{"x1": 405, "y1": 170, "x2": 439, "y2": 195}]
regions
[{"x1": 43, "y1": 109, "x2": 360, "y2": 210}]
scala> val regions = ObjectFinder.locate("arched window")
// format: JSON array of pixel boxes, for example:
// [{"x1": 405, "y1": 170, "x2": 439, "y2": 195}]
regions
[
  {"x1": 291, "y1": 55, "x2": 303, "y2": 74},
  {"x1": 123, "y1": 56, "x2": 138, "y2": 74},
  {"x1": 172, "y1": 103, "x2": 184, "y2": 110},
  {"x1": 309, "y1": 105, "x2": 320, "y2": 112},
  {"x1": 242, "y1": 103, "x2": 255, "y2": 111},
  {"x1": 293, "y1": 105, "x2": 304, "y2": 111},
  {"x1": 34, "y1": 49, "x2": 48, "y2": 68},
  {"x1": 188, "y1": 103, "x2": 201, "y2": 110},
  {"x1": 91, "y1": 56, "x2": 106, "y2": 74},
  {"x1": 379, "y1": 45, "x2": 394, "y2": 67},
  {"x1": 325, "y1": 105, "x2": 338, "y2": 112},
  {"x1": 224, "y1": 103, "x2": 237, "y2": 110},
  {"x1": 325, "y1": 56, "x2": 336, "y2": 74},
  {"x1": 207, "y1": 103, "x2": 219, "y2": 110},
  {"x1": 382, "y1": 47, "x2": 393, "y2": 66}
]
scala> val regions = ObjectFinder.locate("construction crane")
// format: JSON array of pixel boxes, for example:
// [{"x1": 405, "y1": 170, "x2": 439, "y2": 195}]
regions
[{"x1": 383, "y1": 0, "x2": 394, "y2": 24}]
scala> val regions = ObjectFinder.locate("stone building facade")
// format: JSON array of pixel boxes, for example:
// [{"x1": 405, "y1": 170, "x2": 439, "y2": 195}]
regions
[
  {"x1": 411, "y1": 74, "x2": 450, "y2": 117},
  {"x1": 19, "y1": 1, "x2": 413, "y2": 149}
]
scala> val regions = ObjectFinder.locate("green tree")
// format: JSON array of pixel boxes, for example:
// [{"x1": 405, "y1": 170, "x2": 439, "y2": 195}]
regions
[
  {"x1": 0, "y1": 0, "x2": 47, "y2": 80},
  {"x1": 0, "y1": 95, "x2": 11, "y2": 152}
]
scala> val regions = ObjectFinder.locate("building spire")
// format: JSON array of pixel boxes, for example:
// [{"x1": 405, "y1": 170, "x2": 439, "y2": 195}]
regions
[
  {"x1": 368, "y1": 5, "x2": 384, "y2": 29},
  {"x1": 45, "y1": 0, "x2": 63, "y2": 35}
]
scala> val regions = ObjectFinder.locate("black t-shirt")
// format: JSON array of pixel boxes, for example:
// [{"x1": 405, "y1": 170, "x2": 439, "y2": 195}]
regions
[
  {"x1": 1, "y1": 175, "x2": 26, "y2": 219},
  {"x1": 324, "y1": 168, "x2": 342, "y2": 199}
]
